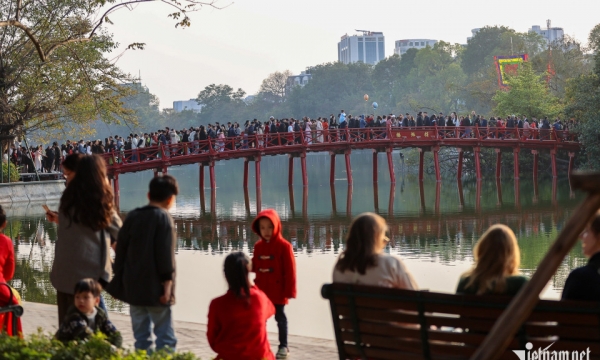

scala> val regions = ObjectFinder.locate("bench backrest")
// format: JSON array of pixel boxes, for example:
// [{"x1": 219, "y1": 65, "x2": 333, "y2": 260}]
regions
[{"x1": 321, "y1": 283, "x2": 600, "y2": 360}]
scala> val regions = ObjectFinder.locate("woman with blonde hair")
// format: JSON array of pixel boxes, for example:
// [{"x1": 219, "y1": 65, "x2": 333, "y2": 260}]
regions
[
  {"x1": 456, "y1": 224, "x2": 527, "y2": 295},
  {"x1": 333, "y1": 212, "x2": 417, "y2": 289}
]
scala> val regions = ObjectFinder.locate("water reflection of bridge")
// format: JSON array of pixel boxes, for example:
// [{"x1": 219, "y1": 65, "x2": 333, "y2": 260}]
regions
[{"x1": 174, "y1": 179, "x2": 576, "y2": 254}]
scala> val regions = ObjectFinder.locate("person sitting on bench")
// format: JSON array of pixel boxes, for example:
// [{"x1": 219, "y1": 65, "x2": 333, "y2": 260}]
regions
[
  {"x1": 456, "y1": 224, "x2": 528, "y2": 296},
  {"x1": 332, "y1": 212, "x2": 417, "y2": 289}
]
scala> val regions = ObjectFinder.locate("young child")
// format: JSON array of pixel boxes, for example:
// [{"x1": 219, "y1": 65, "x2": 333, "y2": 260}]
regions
[
  {"x1": 55, "y1": 278, "x2": 122, "y2": 346},
  {"x1": 251, "y1": 209, "x2": 296, "y2": 359},
  {"x1": 207, "y1": 252, "x2": 275, "y2": 360}
]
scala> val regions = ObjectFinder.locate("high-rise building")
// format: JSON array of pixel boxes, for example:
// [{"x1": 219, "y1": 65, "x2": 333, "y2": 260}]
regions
[
  {"x1": 529, "y1": 20, "x2": 564, "y2": 44},
  {"x1": 394, "y1": 39, "x2": 437, "y2": 56},
  {"x1": 338, "y1": 31, "x2": 385, "y2": 65},
  {"x1": 173, "y1": 99, "x2": 203, "y2": 113}
]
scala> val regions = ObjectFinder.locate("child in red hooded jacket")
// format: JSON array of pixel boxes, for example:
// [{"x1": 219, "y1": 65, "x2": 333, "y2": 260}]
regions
[{"x1": 251, "y1": 209, "x2": 296, "y2": 359}]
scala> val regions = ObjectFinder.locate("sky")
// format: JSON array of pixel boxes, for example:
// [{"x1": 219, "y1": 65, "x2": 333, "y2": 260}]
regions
[{"x1": 107, "y1": 0, "x2": 600, "y2": 109}]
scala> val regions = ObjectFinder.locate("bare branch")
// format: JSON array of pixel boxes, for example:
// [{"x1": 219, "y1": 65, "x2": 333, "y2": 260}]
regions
[{"x1": 0, "y1": 20, "x2": 46, "y2": 61}]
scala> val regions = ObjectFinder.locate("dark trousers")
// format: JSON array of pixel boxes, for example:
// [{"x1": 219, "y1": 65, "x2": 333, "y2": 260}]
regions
[{"x1": 275, "y1": 304, "x2": 288, "y2": 349}]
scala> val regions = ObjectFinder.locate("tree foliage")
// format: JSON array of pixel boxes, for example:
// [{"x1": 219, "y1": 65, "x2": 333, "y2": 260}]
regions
[
  {"x1": 258, "y1": 70, "x2": 292, "y2": 103},
  {"x1": 0, "y1": 0, "x2": 219, "y2": 139},
  {"x1": 493, "y1": 62, "x2": 562, "y2": 118}
]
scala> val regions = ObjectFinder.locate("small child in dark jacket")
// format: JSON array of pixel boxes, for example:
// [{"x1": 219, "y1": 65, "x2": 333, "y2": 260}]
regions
[
  {"x1": 251, "y1": 209, "x2": 297, "y2": 359},
  {"x1": 55, "y1": 278, "x2": 122, "y2": 347}
]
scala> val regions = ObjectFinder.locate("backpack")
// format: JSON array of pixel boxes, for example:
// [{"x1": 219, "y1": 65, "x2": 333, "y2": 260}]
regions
[{"x1": 138, "y1": 139, "x2": 144, "y2": 147}]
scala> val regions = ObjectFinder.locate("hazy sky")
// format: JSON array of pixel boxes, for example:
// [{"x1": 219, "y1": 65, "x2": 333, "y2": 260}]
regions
[{"x1": 108, "y1": 0, "x2": 599, "y2": 109}]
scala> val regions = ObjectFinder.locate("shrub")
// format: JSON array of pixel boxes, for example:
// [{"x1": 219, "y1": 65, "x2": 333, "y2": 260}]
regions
[
  {"x1": 0, "y1": 331, "x2": 201, "y2": 360},
  {"x1": 1, "y1": 161, "x2": 20, "y2": 183}
]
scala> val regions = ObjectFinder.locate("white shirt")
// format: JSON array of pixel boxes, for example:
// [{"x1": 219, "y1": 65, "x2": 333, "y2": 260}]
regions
[{"x1": 333, "y1": 253, "x2": 418, "y2": 289}]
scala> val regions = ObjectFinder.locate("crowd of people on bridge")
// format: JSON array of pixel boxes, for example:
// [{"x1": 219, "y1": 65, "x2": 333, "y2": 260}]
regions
[
  {"x1": 1, "y1": 153, "x2": 599, "y2": 359},
  {"x1": 2, "y1": 110, "x2": 576, "y2": 174}
]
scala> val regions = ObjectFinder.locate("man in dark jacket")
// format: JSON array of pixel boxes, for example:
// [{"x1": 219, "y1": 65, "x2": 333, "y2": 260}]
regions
[{"x1": 107, "y1": 175, "x2": 179, "y2": 352}]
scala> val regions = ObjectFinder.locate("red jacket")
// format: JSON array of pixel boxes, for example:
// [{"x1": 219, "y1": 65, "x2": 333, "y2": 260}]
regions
[
  {"x1": 207, "y1": 286, "x2": 275, "y2": 360},
  {"x1": 251, "y1": 209, "x2": 297, "y2": 305},
  {"x1": 0, "y1": 234, "x2": 14, "y2": 283}
]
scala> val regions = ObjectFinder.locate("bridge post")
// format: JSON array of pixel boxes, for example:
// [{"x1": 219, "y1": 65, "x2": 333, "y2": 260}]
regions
[
  {"x1": 255, "y1": 157, "x2": 261, "y2": 189},
  {"x1": 457, "y1": 148, "x2": 463, "y2": 180},
  {"x1": 532, "y1": 150, "x2": 539, "y2": 180},
  {"x1": 418, "y1": 148, "x2": 424, "y2": 181},
  {"x1": 345, "y1": 150, "x2": 353, "y2": 186},
  {"x1": 112, "y1": 174, "x2": 120, "y2": 209},
  {"x1": 386, "y1": 148, "x2": 395, "y2": 184},
  {"x1": 514, "y1": 179, "x2": 521, "y2": 209},
  {"x1": 568, "y1": 152, "x2": 575, "y2": 176},
  {"x1": 550, "y1": 149, "x2": 557, "y2": 178},
  {"x1": 256, "y1": 186, "x2": 262, "y2": 213},
  {"x1": 388, "y1": 183, "x2": 395, "y2": 216},
  {"x1": 496, "y1": 178, "x2": 503, "y2": 206},
  {"x1": 346, "y1": 184, "x2": 352, "y2": 217},
  {"x1": 373, "y1": 183, "x2": 379, "y2": 212},
  {"x1": 433, "y1": 146, "x2": 441, "y2": 182},
  {"x1": 435, "y1": 182, "x2": 441, "y2": 214},
  {"x1": 209, "y1": 161, "x2": 216, "y2": 191},
  {"x1": 495, "y1": 148, "x2": 501, "y2": 179},
  {"x1": 330, "y1": 152, "x2": 336, "y2": 185},
  {"x1": 199, "y1": 164, "x2": 205, "y2": 191},
  {"x1": 474, "y1": 147, "x2": 482, "y2": 181},
  {"x1": 476, "y1": 180, "x2": 482, "y2": 212},
  {"x1": 513, "y1": 148, "x2": 520, "y2": 180},
  {"x1": 372, "y1": 151, "x2": 378, "y2": 183},
  {"x1": 330, "y1": 184, "x2": 337, "y2": 215},
  {"x1": 288, "y1": 155, "x2": 294, "y2": 186},
  {"x1": 457, "y1": 179, "x2": 464, "y2": 208},
  {"x1": 243, "y1": 159, "x2": 249, "y2": 188},
  {"x1": 301, "y1": 153, "x2": 308, "y2": 187}
]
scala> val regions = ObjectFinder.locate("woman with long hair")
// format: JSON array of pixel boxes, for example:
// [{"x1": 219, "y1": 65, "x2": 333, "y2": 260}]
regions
[
  {"x1": 207, "y1": 252, "x2": 275, "y2": 360},
  {"x1": 333, "y1": 213, "x2": 417, "y2": 289},
  {"x1": 456, "y1": 224, "x2": 527, "y2": 295},
  {"x1": 47, "y1": 155, "x2": 122, "y2": 324}
]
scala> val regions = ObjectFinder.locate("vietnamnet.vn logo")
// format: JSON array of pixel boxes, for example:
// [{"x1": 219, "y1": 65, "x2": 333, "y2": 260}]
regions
[{"x1": 513, "y1": 342, "x2": 591, "y2": 360}]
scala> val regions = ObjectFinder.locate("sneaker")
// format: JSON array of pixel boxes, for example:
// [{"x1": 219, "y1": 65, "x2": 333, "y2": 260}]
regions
[{"x1": 276, "y1": 347, "x2": 289, "y2": 359}]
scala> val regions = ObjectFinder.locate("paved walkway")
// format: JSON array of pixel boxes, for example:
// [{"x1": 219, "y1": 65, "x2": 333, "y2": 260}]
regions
[{"x1": 21, "y1": 302, "x2": 338, "y2": 359}]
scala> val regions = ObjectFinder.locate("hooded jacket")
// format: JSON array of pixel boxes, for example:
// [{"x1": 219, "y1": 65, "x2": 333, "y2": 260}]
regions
[{"x1": 251, "y1": 209, "x2": 297, "y2": 305}]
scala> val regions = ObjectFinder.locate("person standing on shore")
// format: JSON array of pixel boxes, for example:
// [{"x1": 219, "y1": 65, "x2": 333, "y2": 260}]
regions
[
  {"x1": 107, "y1": 175, "x2": 179, "y2": 352},
  {"x1": 251, "y1": 209, "x2": 296, "y2": 359}
]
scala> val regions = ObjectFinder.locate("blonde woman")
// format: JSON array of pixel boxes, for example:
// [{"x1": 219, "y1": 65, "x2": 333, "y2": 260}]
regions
[
  {"x1": 456, "y1": 224, "x2": 527, "y2": 295},
  {"x1": 333, "y1": 213, "x2": 417, "y2": 289}
]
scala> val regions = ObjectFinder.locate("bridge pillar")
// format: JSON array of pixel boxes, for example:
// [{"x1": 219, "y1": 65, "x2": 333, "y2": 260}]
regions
[
  {"x1": 433, "y1": 146, "x2": 441, "y2": 182},
  {"x1": 346, "y1": 184, "x2": 352, "y2": 217},
  {"x1": 388, "y1": 183, "x2": 395, "y2": 216},
  {"x1": 345, "y1": 150, "x2": 353, "y2": 186},
  {"x1": 199, "y1": 164, "x2": 205, "y2": 190},
  {"x1": 256, "y1": 186, "x2": 262, "y2": 213},
  {"x1": 457, "y1": 148, "x2": 463, "y2": 180},
  {"x1": 288, "y1": 155, "x2": 294, "y2": 186},
  {"x1": 329, "y1": 152, "x2": 336, "y2": 185},
  {"x1": 513, "y1": 148, "x2": 520, "y2": 180},
  {"x1": 457, "y1": 179, "x2": 464, "y2": 208},
  {"x1": 255, "y1": 157, "x2": 261, "y2": 189},
  {"x1": 386, "y1": 148, "x2": 395, "y2": 184},
  {"x1": 474, "y1": 147, "x2": 482, "y2": 181},
  {"x1": 476, "y1": 180, "x2": 482, "y2": 212},
  {"x1": 243, "y1": 159, "x2": 249, "y2": 188},
  {"x1": 568, "y1": 152, "x2": 575, "y2": 176},
  {"x1": 209, "y1": 161, "x2": 216, "y2": 191},
  {"x1": 495, "y1": 148, "x2": 502, "y2": 179},
  {"x1": 330, "y1": 184, "x2": 337, "y2": 216},
  {"x1": 532, "y1": 150, "x2": 539, "y2": 180},
  {"x1": 372, "y1": 151, "x2": 378, "y2": 183},
  {"x1": 435, "y1": 182, "x2": 441, "y2": 214},
  {"x1": 550, "y1": 149, "x2": 557, "y2": 178},
  {"x1": 373, "y1": 183, "x2": 379, "y2": 212},
  {"x1": 514, "y1": 179, "x2": 521, "y2": 209},
  {"x1": 113, "y1": 174, "x2": 120, "y2": 209},
  {"x1": 301, "y1": 153, "x2": 308, "y2": 187},
  {"x1": 418, "y1": 148, "x2": 424, "y2": 182}
]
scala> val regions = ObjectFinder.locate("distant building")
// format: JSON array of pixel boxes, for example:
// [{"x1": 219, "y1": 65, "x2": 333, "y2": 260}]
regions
[
  {"x1": 286, "y1": 69, "x2": 312, "y2": 95},
  {"x1": 173, "y1": 99, "x2": 203, "y2": 113},
  {"x1": 529, "y1": 20, "x2": 564, "y2": 44},
  {"x1": 467, "y1": 28, "x2": 481, "y2": 42},
  {"x1": 338, "y1": 31, "x2": 385, "y2": 65},
  {"x1": 394, "y1": 39, "x2": 437, "y2": 56}
]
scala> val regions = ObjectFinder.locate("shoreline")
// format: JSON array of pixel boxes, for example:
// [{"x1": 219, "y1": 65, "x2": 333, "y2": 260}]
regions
[{"x1": 21, "y1": 301, "x2": 337, "y2": 359}]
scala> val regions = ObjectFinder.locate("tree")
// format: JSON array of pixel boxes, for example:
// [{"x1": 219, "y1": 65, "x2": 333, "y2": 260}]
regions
[
  {"x1": 258, "y1": 70, "x2": 292, "y2": 103},
  {"x1": 493, "y1": 62, "x2": 562, "y2": 118},
  {"x1": 564, "y1": 24, "x2": 600, "y2": 169},
  {"x1": 0, "y1": 0, "x2": 219, "y2": 140},
  {"x1": 461, "y1": 26, "x2": 514, "y2": 76},
  {"x1": 196, "y1": 84, "x2": 247, "y2": 124}
]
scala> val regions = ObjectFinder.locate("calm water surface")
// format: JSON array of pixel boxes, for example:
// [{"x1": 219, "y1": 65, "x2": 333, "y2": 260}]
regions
[{"x1": 5, "y1": 151, "x2": 585, "y2": 339}]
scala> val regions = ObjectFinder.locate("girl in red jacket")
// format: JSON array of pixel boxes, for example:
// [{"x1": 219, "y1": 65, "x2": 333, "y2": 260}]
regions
[
  {"x1": 207, "y1": 252, "x2": 275, "y2": 360},
  {"x1": 0, "y1": 205, "x2": 21, "y2": 336},
  {"x1": 251, "y1": 209, "x2": 297, "y2": 359}
]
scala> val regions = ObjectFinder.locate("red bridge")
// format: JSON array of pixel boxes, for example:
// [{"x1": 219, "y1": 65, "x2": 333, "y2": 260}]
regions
[{"x1": 102, "y1": 126, "x2": 580, "y2": 207}]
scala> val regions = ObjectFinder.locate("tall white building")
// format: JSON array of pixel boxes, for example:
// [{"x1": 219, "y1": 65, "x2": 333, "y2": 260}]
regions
[
  {"x1": 529, "y1": 20, "x2": 564, "y2": 44},
  {"x1": 173, "y1": 99, "x2": 203, "y2": 113},
  {"x1": 394, "y1": 39, "x2": 437, "y2": 56},
  {"x1": 338, "y1": 31, "x2": 385, "y2": 65}
]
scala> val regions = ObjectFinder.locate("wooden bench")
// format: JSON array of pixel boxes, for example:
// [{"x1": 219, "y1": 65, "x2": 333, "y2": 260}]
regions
[{"x1": 322, "y1": 283, "x2": 600, "y2": 360}]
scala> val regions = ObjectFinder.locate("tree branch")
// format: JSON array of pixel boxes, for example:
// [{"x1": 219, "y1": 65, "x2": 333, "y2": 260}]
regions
[{"x1": 0, "y1": 20, "x2": 46, "y2": 61}]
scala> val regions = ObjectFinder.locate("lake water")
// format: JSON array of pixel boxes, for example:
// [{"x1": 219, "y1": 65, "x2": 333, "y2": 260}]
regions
[{"x1": 5, "y1": 150, "x2": 585, "y2": 340}]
